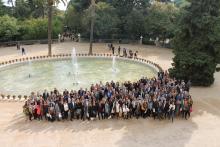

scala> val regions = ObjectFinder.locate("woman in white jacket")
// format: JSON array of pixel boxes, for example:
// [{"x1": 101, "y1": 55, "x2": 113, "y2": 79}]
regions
[{"x1": 169, "y1": 101, "x2": 175, "y2": 123}]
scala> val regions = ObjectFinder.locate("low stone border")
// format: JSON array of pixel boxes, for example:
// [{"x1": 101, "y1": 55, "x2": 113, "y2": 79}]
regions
[{"x1": 0, "y1": 53, "x2": 163, "y2": 102}]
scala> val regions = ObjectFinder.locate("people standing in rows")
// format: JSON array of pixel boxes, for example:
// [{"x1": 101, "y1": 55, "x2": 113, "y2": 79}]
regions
[
  {"x1": 123, "y1": 48, "x2": 127, "y2": 57},
  {"x1": 134, "y1": 51, "x2": 138, "y2": 59},
  {"x1": 23, "y1": 71, "x2": 193, "y2": 123},
  {"x1": 129, "y1": 50, "x2": 133, "y2": 58},
  {"x1": 108, "y1": 43, "x2": 113, "y2": 50}
]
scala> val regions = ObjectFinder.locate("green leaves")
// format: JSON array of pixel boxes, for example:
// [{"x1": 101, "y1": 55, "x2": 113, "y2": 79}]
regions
[
  {"x1": 21, "y1": 18, "x2": 48, "y2": 40},
  {"x1": 145, "y1": 2, "x2": 179, "y2": 42},
  {"x1": 0, "y1": 15, "x2": 19, "y2": 41},
  {"x1": 170, "y1": 0, "x2": 220, "y2": 86}
]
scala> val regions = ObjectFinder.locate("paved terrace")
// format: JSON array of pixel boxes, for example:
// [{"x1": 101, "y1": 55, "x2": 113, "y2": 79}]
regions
[{"x1": 0, "y1": 42, "x2": 220, "y2": 147}]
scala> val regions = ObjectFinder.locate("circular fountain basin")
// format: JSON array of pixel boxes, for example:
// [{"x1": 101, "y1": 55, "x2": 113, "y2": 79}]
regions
[{"x1": 0, "y1": 57, "x2": 157, "y2": 95}]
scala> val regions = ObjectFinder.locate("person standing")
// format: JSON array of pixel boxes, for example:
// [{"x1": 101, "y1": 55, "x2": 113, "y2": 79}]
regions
[
  {"x1": 63, "y1": 101, "x2": 69, "y2": 120},
  {"x1": 188, "y1": 96, "x2": 193, "y2": 118},
  {"x1": 23, "y1": 101, "x2": 30, "y2": 121},
  {"x1": 83, "y1": 99, "x2": 89, "y2": 121},
  {"x1": 169, "y1": 101, "x2": 175, "y2": 123},
  {"x1": 183, "y1": 98, "x2": 190, "y2": 120},
  {"x1": 36, "y1": 102, "x2": 42, "y2": 120},
  {"x1": 110, "y1": 43, "x2": 113, "y2": 50},
  {"x1": 22, "y1": 47, "x2": 26, "y2": 56},
  {"x1": 118, "y1": 46, "x2": 121, "y2": 56},
  {"x1": 68, "y1": 99, "x2": 75, "y2": 121},
  {"x1": 105, "y1": 100, "x2": 110, "y2": 119},
  {"x1": 112, "y1": 46, "x2": 115, "y2": 55},
  {"x1": 55, "y1": 101, "x2": 61, "y2": 121},
  {"x1": 134, "y1": 51, "x2": 138, "y2": 59}
]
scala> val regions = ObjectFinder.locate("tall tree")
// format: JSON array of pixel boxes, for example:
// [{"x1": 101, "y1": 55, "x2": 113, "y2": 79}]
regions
[
  {"x1": 68, "y1": 0, "x2": 90, "y2": 12},
  {"x1": 29, "y1": 0, "x2": 47, "y2": 18},
  {"x1": 169, "y1": 0, "x2": 220, "y2": 86},
  {"x1": 94, "y1": 2, "x2": 119, "y2": 39},
  {"x1": 7, "y1": 0, "x2": 15, "y2": 14},
  {"x1": 0, "y1": 15, "x2": 19, "y2": 41},
  {"x1": 0, "y1": 0, "x2": 4, "y2": 16},
  {"x1": 14, "y1": 0, "x2": 31, "y2": 19},
  {"x1": 47, "y1": 0, "x2": 66, "y2": 56},
  {"x1": 124, "y1": 9, "x2": 145, "y2": 39},
  {"x1": 111, "y1": 0, "x2": 150, "y2": 38},
  {"x1": 88, "y1": 0, "x2": 96, "y2": 55},
  {"x1": 7, "y1": 0, "x2": 14, "y2": 7},
  {"x1": 145, "y1": 2, "x2": 179, "y2": 44}
]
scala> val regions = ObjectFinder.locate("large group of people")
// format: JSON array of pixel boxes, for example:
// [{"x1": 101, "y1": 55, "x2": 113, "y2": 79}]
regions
[{"x1": 23, "y1": 71, "x2": 193, "y2": 123}]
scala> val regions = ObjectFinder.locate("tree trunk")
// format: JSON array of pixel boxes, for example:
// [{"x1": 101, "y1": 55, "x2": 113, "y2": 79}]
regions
[
  {"x1": 48, "y1": 4, "x2": 53, "y2": 56},
  {"x1": 89, "y1": 0, "x2": 95, "y2": 55},
  {"x1": 89, "y1": 18, "x2": 94, "y2": 55}
]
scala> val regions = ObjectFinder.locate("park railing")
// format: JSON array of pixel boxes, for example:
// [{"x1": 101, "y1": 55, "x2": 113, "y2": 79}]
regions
[
  {"x1": 0, "y1": 38, "x2": 139, "y2": 48},
  {"x1": 0, "y1": 39, "x2": 59, "y2": 47}
]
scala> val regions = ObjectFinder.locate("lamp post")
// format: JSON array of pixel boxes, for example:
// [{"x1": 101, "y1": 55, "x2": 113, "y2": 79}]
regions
[
  {"x1": 140, "y1": 35, "x2": 143, "y2": 45},
  {"x1": 78, "y1": 33, "x2": 81, "y2": 42},
  {"x1": 58, "y1": 34, "x2": 61, "y2": 43}
]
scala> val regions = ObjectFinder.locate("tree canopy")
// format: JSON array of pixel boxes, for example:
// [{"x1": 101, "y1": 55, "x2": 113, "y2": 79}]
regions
[{"x1": 169, "y1": 0, "x2": 220, "y2": 86}]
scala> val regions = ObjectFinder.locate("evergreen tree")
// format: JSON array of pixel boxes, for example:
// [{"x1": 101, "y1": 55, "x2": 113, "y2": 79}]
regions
[{"x1": 169, "y1": 0, "x2": 220, "y2": 86}]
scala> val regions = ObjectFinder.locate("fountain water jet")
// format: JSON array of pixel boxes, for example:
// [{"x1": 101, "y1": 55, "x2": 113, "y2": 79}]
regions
[
  {"x1": 28, "y1": 57, "x2": 32, "y2": 78},
  {"x1": 112, "y1": 56, "x2": 116, "y2": 73},
  {"x1": 72, "y1": 47, "x2": 79, "y2": 85}
]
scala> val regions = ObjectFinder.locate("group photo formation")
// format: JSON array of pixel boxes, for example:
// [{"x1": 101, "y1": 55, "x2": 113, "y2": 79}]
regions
[
  {"x1": 0, "y1": 0, "x2": 220, "y2": 147},
  {"x1": 23, "y1": 71, "x2": 193, "y2": 123}
]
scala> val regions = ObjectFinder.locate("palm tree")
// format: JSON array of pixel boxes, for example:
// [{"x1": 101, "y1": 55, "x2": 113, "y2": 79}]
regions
[
  {"x1": 47, "y1": 0, "x2": 66, "y2": 56},
  {"x1": 89, "y1": 0, "x2": 96, "y2": 55}
]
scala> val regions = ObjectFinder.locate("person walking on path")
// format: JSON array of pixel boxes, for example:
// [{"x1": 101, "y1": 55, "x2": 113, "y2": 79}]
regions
[
  {"x1": 22, "y1": 47, "x2": 26, "y2": 56},
  {"x1": 169, "y1": 101, "x2": 175, "y2": 123}
]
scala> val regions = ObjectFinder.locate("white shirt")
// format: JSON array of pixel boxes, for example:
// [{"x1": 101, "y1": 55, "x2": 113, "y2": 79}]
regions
[
  {"x1": 64, "y1": 103, "x2": 69, "y2": 111},
  {"x1": 169, "y1": 104, "x2": 175, "y2": 111}
]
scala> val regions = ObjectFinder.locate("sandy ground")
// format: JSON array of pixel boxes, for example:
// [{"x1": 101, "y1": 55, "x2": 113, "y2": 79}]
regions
[{"x1": 0, "y1": 42, "x2": 220, "y2": 147}]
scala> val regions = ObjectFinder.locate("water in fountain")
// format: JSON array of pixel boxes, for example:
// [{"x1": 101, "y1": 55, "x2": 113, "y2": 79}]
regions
[{"x1": 72, "y1": 47, "x2": 79, "y2": 84}]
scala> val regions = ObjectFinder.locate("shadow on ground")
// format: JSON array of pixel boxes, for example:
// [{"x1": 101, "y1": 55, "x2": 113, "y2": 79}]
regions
[{"x1": 3, "y1": 108, "x2": 199, "y2": 147}]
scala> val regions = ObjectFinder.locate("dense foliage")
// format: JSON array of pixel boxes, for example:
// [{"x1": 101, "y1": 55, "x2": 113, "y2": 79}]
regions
[
  {"x1": 64, "y1": 0, "x2": 180, "y2": 41},
  {"x1": 0, "y1": 0, "x2": 64, "y2": 41},
  {"x1": 0, "y1": 15, "x2": 19, "y2": 41},
  {"x1": 169, "y1": 0, "x2": 220, "y2": 86},
  {"x1": 0, "y1": 0, "x2": 182, "y2": 42}
]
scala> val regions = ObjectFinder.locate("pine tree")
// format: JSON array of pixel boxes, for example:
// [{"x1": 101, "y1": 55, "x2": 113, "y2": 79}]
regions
[{"x1": 169, "y1": 0, "x2": 220, "y2": 86}]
